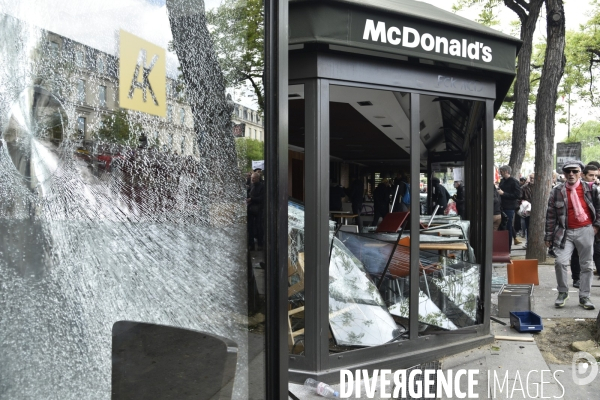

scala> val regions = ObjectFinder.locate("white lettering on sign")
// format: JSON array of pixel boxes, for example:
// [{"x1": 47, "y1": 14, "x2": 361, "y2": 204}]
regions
[{"x1": 362, "y1": 19, "x2": 493, "y2": 63}]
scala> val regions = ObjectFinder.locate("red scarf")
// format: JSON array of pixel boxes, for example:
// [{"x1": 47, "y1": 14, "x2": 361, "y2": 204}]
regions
[{"x1": 565, "y1": 179, "x2": 588, "y2": 222}]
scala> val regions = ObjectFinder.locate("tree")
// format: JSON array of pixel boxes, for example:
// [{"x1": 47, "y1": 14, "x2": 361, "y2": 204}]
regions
[
  {"x1": 453, "y1": 0, "x2": 544, "y2": 178},
  {"x1": 206, "y1": 0, "x2": 265, "y2": 111},
  {"x1": 564, "y1": 121, "x2": 600, "y2": 163},
  {"x1": 235, "y1": 137, "x2": 264, "y2": 171},
  {"x1": 561, "y1": 1, "x2": 600, "y2": 106},
  {"x1": 494, "y1": 128, "x2": 513, "y2": 166},
  {"x1": 95, "y1": 109, "x2": 141, "y2": 145},
  {"x1": 494, "y1": 128, "x2": 534, "y2": 168},
  {"x1": 527, "y1": 0, "x2": 566, "y2": 262}
]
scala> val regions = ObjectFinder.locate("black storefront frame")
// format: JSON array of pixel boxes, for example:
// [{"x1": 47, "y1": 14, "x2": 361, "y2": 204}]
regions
[
  {"x1": 287, "y1": 53, "x2": 496, "y2": 383},
  {"x1": 264, "y1": 0, "x2": 289, "y2": 398}
]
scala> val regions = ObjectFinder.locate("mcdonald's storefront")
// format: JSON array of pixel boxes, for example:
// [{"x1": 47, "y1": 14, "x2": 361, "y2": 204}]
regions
[{"x1": 0, "y1": 0, "x2": 518, "y2": 398}]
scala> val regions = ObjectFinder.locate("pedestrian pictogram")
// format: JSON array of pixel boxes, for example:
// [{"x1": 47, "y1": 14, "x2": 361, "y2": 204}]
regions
[{"x1": 119, "y1": 30, "x2": 166, "y2": 117}]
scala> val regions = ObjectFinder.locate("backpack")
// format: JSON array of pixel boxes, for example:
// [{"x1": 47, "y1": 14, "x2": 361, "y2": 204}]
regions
[{"x1": 401, "y1": 183, "x2": 410, "y2": 205}]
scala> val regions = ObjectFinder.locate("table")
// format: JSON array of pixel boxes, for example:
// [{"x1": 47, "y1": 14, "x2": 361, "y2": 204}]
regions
[
  {"x1": 422, "y1": 228, "x2": 463, "y2": 238},
  {"x1": 331, "y1": 213, "x2": 358, "y2": 225}
]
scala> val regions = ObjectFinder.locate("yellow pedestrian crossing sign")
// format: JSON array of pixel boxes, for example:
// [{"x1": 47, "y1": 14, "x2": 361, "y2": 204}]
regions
[{"x1": 119, "y1": 30, "x2": 166, "y2": 117}]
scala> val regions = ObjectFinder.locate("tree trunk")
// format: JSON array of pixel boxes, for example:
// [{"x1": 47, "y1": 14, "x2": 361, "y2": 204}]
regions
[
  {"x1": 527, "y1": 0, "x2": 566, "y2": 262},
  {"x1": 507, "y1": 0, "x2": 544, "y2": 177}
]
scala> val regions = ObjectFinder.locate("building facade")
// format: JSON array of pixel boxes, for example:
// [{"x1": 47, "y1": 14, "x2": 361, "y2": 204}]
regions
[{"x1": 232, "y1": 102, "x2": 264, "y2": 141}]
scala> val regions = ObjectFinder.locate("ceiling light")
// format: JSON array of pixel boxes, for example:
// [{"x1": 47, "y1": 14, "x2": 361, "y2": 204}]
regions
[
  {"x1": 357, "y1": 101, "x2": 373, "y2": 106},
  {"x1": 382, "y1": 124, "x2": 393, "y2": 127},
  {"x1": 373, "y1": 115, "x2": 385, "y2": 119},
  {"x1": 395, "y1": 137, "x2": 404, "y2": 140}
]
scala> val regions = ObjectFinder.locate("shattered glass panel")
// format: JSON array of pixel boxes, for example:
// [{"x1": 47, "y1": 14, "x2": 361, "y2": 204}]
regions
[
  {"x1": 328, "y1": 235, "x2": 399, "y2": 347},
  {"x1": 338, "y1": 231, "x2": 480, "y2": 335},
  {"x1": 288, "y1": 202, "x2": 399, "y2": 350},
  {"x1": 0, "y1": 0, "x2": 265, "y2": 398}
]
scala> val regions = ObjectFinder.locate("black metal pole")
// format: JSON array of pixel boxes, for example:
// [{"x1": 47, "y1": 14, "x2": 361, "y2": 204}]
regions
[{"x1": 264, "y1": 0, "x2": 288, "y2": 398}]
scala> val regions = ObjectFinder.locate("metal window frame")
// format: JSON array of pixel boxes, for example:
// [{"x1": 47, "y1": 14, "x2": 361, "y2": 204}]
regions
[
  {"x1": 286, "y1": 50, "x2": 496, "y2": 383},
  {"x1": 264, "y1": 0, "x2": 289, "y2": 398}
]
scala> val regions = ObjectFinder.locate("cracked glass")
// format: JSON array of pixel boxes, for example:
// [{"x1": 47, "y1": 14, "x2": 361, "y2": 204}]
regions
[{"x1": 0, "y1": 0, "x2": 266, "y2": 398}]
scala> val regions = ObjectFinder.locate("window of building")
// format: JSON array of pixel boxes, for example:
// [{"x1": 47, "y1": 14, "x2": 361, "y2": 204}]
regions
[
  {"x1": 98, "y1": 85, "x2": 106, "y2": 107},
  {"x1": 49, "y1": 41, "x2": 59, "y2": 52},
  {"x1": 77, "y1": 116, "x2": 86, "y2": 138},
  {"x1": 77, "y1": 79, "x2": 85, "y2": 103},
  {"x1": 167, "y1": 104, "x2": 172, "y2": 122},
  {"x1": 75, "y1": 50, "x2": 84, "y2": 67},
  {"x1": 179, "y1": 108, "x2": 185, "y2": 125},
  {"x1": 97, "y1": 57, "x2": 104, "y2": 74},
  {"x1": 243, "y1": 109, "x2": 247, "y2": 120}
]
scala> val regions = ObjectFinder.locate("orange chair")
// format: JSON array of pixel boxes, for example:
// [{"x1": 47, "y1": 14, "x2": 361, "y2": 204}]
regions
[
  {"x1": 508, "y1": 259, "x2": 539, "y2": 285},
  {"x1": 376, "y1": 212, "x2": 410, "y2": 234}
]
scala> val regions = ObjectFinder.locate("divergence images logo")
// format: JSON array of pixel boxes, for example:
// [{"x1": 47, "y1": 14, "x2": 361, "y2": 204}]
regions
[
  {"x1": 572, "y1": 351, "x2": 598, "y2": 386},
  {"x1": 119, "y1": 30, "x2": 166, "y2": 117}
]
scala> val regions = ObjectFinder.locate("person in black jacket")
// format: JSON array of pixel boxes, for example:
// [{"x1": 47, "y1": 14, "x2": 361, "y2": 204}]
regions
[
  {"x1": 371, "y1": 178, "x2": 391, "y2": 226},
  {"x1": 498, "y1": 165, "x2": 522, "y2": 252},
  {"x1": 493, "y1": 184, "x2": 502, "y2": 230},
  {"x1": 453, "y1": 180, "x2": 466, "y2": 219},
  {"x1": 390, "y1": 174, "x2": 409, "y2": 213},
  {"x1": 247, "y1": 172, "x2": 265, "y2": 250},
  {"x1": 329, "y1": 180, "x2": 346, "y2": 211},
  {"x1": 431, "y1": 177, "x2": 449, "y2": 214}
]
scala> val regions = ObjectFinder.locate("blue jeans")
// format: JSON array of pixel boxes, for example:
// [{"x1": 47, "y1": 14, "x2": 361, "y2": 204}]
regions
[
  {"x1": 522, "y1": 216, "x2": 530, "y2": 241},
  {"x1": 505, "y1": 209, "x2": 515, "y2": 251}
]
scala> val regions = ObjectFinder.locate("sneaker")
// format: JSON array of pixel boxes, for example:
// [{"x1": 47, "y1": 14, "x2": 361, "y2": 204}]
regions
[
  {"x1": 579, "y1": 297, "x2": 595, "y2": 310},
  {"x1": 514, "y1": 237, "x2": 522, "y2": 245},
  {"x1": 555, "y1": 292, "x2": 569, "y2": 307},
  {"x1": 573, "y1": 280, "x2": 581, "y2": 288}
]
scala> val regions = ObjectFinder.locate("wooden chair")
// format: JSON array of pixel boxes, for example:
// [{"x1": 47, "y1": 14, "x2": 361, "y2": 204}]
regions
[
  {"x1": 492, "y1": 230, "x2": 511, "y2": 263},
  {"x1": 508, "y1": 259, "x2": 539, "y2": 285}
]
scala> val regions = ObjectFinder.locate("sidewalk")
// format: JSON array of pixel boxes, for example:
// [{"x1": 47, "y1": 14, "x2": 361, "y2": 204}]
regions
[{"x1": 289, "y1": 241, "x2": 600, "y2": 399}]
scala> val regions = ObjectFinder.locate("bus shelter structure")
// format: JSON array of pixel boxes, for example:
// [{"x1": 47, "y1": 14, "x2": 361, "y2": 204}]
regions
[{"x1": 285, "y1": 0, "x2": 521, "y2": 383}]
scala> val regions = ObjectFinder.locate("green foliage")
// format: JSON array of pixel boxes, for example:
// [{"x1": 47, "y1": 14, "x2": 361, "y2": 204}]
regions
[
  {"x1": 206, "y1": 0, "x2": 265, "y2": 111},
  {"x1": 562, "y1": 1, "x2": 600, "y2": 106},
  {"x1": 494, "y1": 128, "x2": 534, "y2": 166},
  {"x1": 564, "y1": 120, "x2": 600, "y2": 164},
  {"x1": 452, "y1": 0, "x2": 502, "y2": 26},
  {"x1": 235, "y1": 137, "x2": 264, "y2": 171},
  {"x1": 494, "y1": 128, "x2": 513, "y2": 166},
  {"x1": 95, "y1": 109, "x2": 141, "y2": 145}
]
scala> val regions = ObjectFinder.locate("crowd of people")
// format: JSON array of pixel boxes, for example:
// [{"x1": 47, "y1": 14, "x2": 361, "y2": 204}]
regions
[{"x1": 493, "y1": 160, "x2": 600, "y2": 311}]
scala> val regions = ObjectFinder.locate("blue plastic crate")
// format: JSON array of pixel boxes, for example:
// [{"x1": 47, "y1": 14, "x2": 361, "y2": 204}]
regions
[{"x1": 509, "y1": 311, "x2": 543, "y2": 333}]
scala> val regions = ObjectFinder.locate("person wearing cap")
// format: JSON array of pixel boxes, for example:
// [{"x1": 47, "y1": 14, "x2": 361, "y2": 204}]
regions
[
  {"x1": 545, "y1": 160, "x2": 600, "y2": 309},
  {"x1": 570, "y1": 163, "x2": 600, "y2": 286}
]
